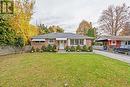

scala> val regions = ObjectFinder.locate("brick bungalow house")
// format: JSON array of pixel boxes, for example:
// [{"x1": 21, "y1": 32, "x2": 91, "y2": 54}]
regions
[
  {"x1": 31, "y1": 33, "x2": 93, "y2": 50},
  {"x1": 96, "y1": 36, "x2": 130, "y2": 50}
]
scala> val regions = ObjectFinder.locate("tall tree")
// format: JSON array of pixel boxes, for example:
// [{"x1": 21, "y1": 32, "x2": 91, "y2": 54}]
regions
[
  {"x1": 0, "y1": 15, "x2": 16, "y2": 46},
  {"x1": 38, "y1": 24, "x2": 64, "y2": 34},
  {"x1": 38, "y1": 24, "x2": 49, "y2": 34},
  {"x1": 76, "y1": 20, "x2": 92, "y2": 35},
  {"x1": 98, "y1": 4, "x2": 130, "y2": 36},
  {"x1": 9, "y1": 0, "x2": 39, "y2": 44},
  {"x1": 119, "y1": 22, "x2": 130, "y2": 36},
  {"x1": 86, "y1": 28, "x2": 96, "y2": 37},
  {"x1": 48, "y1": 25, "x2": 64, "y2": 33}
]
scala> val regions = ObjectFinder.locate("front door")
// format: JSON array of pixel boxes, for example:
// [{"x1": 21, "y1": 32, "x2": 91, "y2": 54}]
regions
[{"x1": 59, "y1": 41, "x2": 64, "y2": 49}]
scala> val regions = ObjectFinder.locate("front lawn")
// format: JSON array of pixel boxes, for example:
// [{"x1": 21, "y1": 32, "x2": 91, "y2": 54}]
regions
[{"x1": 0, "y1": 53, "x2": 130, "y2": 87}]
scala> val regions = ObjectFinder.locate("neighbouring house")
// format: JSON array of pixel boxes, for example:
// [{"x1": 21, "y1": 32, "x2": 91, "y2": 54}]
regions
[
  {"x1": 96, "y1": 36, "x2": 130, "y2": 50},
  {"x1": 31, "y1": 33, "x2": 93, "y2": 50}
]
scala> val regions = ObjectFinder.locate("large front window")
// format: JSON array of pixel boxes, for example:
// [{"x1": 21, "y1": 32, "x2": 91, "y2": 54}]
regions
[
  {"x1": 75, "y1": 39, "x2": 78, "y2": 45},
  {"x1": 70, "y1": 39, "x2": 74, "y2": 45},
  {"x1": 80, "y1": 39, "x2": 84, "y2": 45},
  {"x1": 128, "y1": 41, "x2": 130, "y2": 45},
  {"x1": 70, "y1": 39, "x2": 84, "y2": 45}
]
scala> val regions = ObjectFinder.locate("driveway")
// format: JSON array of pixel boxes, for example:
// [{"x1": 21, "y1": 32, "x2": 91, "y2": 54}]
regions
[{"x1": 94, "y1": 50, "x2": 130, "y2": 64}]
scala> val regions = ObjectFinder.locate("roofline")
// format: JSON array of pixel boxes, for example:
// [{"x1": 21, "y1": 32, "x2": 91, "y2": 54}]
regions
[
  {"x1": 32, "y1": 37, "x2": 94, "y2": 39},
  {"x1": 31, "y1": 33, "x2": 94, "y2": 40},
  {"x1": 96, "y1": 36, "x2": 130, "y2": 41}
]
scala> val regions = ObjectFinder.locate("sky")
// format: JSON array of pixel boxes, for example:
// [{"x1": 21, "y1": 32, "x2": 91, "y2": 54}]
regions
[{"x1": 30, "y1": 0, "x2": 130, "y2": 33}]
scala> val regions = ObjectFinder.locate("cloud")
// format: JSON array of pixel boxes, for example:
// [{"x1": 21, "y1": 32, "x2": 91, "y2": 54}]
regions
[{"x1": 31, "y1": 0, "x2": 130, "y2": 33}]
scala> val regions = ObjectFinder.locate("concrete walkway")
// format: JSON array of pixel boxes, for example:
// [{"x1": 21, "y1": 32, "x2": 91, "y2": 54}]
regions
[{"x1": 94, "y1": 50, "x2": 130, "y2": 64}]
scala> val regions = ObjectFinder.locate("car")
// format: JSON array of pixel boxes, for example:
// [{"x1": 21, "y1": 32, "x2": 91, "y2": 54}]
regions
[{"x1": 114, "y1": 48, "x2": 130, "y2": 55}]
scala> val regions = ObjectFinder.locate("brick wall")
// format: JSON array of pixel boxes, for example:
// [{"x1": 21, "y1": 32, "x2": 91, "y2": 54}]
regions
[
  {"x1": 31, "y1": 41, "x2": 46, "y2": 49},
  {"x1": 86, "y1": 39, "x2": 92, "y2": 46},
  {"x1": 31, "y1": 39, "x2": 93, "y2": 49}
]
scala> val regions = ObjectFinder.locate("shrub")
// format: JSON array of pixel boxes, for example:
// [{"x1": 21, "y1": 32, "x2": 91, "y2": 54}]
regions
[
  {"x1": 0, "y1": 16, "x2": 18, "y2": 46},
  {"x1": 70, "y1": 46, "x2": 75, "y2": 52},
  {"x1": 65, "y1": 46, "x2": 70, "y2": 52},
  {"x1": 76, "y1": 45, "x2": 81, "y2": 52},
  {"x1": 41, "y1": 45, "x2": 57, "y2": 52},
  {"x1": 46, "y1": 44, "x2": 53, "y2": 52},
  {"x1": 88, "y1": 46, "x2": 93, "y2": 52},
  {"x1": 82, "y1": 45, "x2": 88, "y2": 52},
  {"x1": 52, "y1": 45, "x2": 57, "y2": 52},
  {"x1": 30, "y1": 47, "x2": 35, "y2": 53},
  {"x1": 15, "y1": 36, "x2": 24, "y2": 48},
  {"x1": 36, "y1": 48, "x2": 40, "y2": 52},
  {"x1": 41, "y1": 45, "x2": 47, "y2": 52}
]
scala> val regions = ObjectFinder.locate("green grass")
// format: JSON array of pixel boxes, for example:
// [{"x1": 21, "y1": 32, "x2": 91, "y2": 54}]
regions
[{"x1": 0, "y1": 53, "x2": 130, "y2": 87}]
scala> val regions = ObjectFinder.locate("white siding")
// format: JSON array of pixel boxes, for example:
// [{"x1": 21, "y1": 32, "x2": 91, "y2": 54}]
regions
[
  {"x1": 84, "y1": 39, "x2": 86, "y2": 45},
  {"x1": 121, "y1": 41, "x2": 130, "y2": 48},
  {"x1": 56, "y1": 38, "x2": 67, "y2": 40},
  {"x1": 68, "y1": 39, "x2": 70, "y2": 46}
]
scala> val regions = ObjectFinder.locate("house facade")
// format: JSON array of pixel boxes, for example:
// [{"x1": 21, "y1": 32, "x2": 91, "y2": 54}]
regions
[
  {"x1": 96, "y1": 36, "x2": 130, "y2": 50},
  {"x1": 31, "y1": 33, "x2": 93, "y2": 50}
]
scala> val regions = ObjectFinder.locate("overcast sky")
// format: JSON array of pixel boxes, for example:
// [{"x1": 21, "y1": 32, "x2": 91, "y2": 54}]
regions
[{"x1": 30, "y1": 0, "x2": 130, "y2": 33}]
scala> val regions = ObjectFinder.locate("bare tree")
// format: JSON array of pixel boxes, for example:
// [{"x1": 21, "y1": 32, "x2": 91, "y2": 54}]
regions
[
  {"x1": 98, "y1": 4, "x2": 130, "y2": 36},
  {"x1": 119, "y1": 22, "x2": 130, "y2": 36}
]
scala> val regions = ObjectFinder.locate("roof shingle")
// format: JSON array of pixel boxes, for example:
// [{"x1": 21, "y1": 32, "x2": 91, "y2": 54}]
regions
[
  {"x1": 96, "y1": 36, "x2": 130, "y2": 41},
  {"x1": 32, "y1": 33, "x2": 93, "y2": 39}
]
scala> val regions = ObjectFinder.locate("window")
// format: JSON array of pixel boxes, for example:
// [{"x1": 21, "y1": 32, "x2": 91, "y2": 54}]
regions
[
  {"x1": 35, "y1": 41, "x2": 40, "y2": 43},
  {"x1": 64, "y1": 41, "x2": 66, "y2": 43},
  {"x1": 111, "y1": 40, "x2": 116, "y2": 45},
  {"x1": 70, "y1": 39, "x2": 74, "y2": 45},
  {"x1": 80, "y1": 39, "x2": 84, "y2": 45},
  {"x1": 75, "y1": 39, "x2": 78, "y2": 45},
  {"x1": 128, "y1": 41, "x2": 130, "y2": 45},
  {"x1": 113, "y1": 41, "x2": 115, "y2": 44},
  {"x1": 125, "y1": 41, "x2": 127, "y2": 45},
  {"x1": 70, "y1": 39, "x2": 84, "y2": 46},
  {"x1": 48, "y1": 39, "x2": 55, "y2": 44}
]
